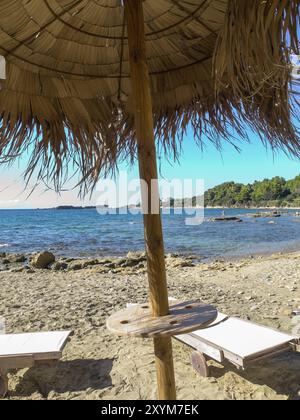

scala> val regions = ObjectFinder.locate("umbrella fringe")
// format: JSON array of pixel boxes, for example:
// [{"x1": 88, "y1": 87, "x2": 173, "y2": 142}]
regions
[{"x1": 213, "y1": 0, "x2": 300, "y2": 154}]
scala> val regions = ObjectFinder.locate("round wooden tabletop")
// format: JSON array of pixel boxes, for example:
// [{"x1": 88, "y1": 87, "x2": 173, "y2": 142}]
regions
[{"x1": 107, "y1": 300, "x2": 218, "y2": 338}]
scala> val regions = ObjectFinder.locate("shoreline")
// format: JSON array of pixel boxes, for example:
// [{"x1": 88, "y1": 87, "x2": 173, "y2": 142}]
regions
[{"x1": 1, "y1": 247, "x2": 300, "y2": 274}]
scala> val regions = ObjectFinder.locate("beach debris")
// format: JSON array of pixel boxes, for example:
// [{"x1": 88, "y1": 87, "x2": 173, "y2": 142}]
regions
[
  {"x1": 287, "y1": 286, "x2": 297, "y2": 292},
  {"x1": 31, "y1": 251, "x2": 55, "y2": 269},
  {"x1": 292, "y1": 309, "x2": 300, "y2": 316}
]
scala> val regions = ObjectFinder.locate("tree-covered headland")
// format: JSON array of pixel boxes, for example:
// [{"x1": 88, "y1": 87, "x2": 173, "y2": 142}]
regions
[{"x1": 204, "y1": 175, "x2": 300, "y2": 208}]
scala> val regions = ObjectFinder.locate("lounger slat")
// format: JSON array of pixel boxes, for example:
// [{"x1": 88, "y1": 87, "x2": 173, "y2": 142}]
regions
[
  {"x1": 176, "y1": 334, "x2": 224, "y2": 363},
  {"x1": 0, "y1": 331, "x2": 71, "y2": 358},
  {"x1": 191, "y1": 317, "x2": 297, "y2": 360},
  {"x1": 0, "y1": 355, "x2": 35, "y2": 371},
  {"x1": 243, "y1": 343, "x2": 293, "y2": 367}
]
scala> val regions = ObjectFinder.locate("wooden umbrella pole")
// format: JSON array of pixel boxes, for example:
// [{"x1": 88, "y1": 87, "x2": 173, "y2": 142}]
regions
[{"x1": 124, "y1": 0, "x2": 176, "y2": 400}]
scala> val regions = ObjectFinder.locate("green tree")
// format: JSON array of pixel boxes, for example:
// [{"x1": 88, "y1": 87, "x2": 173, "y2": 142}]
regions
[
  {"x1": 287, "y1": 175, "x2": 300, "y2": 196},
  {"x1": 204, "y1": 174, "x2": 300, "y2": 208},
  {"x1": 237, "y1": 184, "x2": 252, "y2": 204}
]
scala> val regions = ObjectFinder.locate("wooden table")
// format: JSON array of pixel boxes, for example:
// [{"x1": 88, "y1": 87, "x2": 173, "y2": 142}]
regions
[{"x1": 107, "y1": 300, "x2": 218, "y2": 338}]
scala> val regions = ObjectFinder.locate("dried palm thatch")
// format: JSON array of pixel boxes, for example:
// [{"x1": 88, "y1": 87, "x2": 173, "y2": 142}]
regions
[{"x1": 0, "y1": 0, "x2": 299, "y2": 193}]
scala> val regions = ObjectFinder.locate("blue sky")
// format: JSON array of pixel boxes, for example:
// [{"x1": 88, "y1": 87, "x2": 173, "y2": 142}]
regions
[{"x1": 0, "y1": 127, "x2": 299, "y2": 209}]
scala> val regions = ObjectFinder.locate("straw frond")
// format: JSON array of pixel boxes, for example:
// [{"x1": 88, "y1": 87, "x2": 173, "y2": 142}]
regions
[
  {"x1": 214, "y1": 0, "x2": 300, "y2": 155},
  {"x1": 0, "y1": 0, "x2": 299, "y2": 193}
]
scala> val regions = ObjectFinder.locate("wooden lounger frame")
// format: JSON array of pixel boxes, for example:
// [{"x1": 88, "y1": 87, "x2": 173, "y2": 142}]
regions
[
  {"x1": 127, "y1": 303, "x2": 299, "y2": 379},
  {"x1": 176, "y1": 317, "x2": 300, "y2": 377},
  {"x1": 0, "y1": 332, "x2": 71, "y2": 397}
]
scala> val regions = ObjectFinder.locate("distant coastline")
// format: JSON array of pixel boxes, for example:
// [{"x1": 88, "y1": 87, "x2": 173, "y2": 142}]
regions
[
  {"x1": 40, "y1": 205, "x2": 99, "y2": 211},
  {"x1": 2, "y1": 205, "x2": 300, "y2": 211},
  {"x1": 45, "y1": 205, "x2": 300, "y2": 211}
]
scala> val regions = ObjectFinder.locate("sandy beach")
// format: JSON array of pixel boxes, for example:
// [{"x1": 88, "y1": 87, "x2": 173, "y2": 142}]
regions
[{"x1": 1, "y1": 251, "x2": 300, "y2": 400}]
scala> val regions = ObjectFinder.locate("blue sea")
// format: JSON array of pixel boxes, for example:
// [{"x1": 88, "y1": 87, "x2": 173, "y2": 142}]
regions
[{"x1": 0, "y1": 208, "x2": 300, "y2": 261}]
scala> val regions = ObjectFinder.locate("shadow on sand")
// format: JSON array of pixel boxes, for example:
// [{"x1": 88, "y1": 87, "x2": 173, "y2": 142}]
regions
[
  {"x1": 209, "y1": 351, "x2": 300, "y2": 400},
  {"x1": 10, "y1": 352, "x2": 300, "y2": 399},
  {"x1": 11, "y1": 358, "x2": 114, "y2": 398}
]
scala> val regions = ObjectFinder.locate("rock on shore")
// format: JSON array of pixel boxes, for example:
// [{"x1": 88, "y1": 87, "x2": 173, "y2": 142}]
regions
[
  {"x1": 0, "y1": 251, "x2": 196, "y2": 275},
  {"x1": 31, "y1": 252, "x2": 56, "y2": 269}
]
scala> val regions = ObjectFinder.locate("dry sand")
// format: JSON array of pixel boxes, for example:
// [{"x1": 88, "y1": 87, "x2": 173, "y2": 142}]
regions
[{"x1": 1, "y1": 252, "x2": 300, "y2": 400}]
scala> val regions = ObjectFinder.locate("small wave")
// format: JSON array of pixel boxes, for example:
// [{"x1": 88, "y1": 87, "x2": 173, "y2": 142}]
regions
[{"x1": 0, "y1": 244, "x2": 9, "y2": 248}]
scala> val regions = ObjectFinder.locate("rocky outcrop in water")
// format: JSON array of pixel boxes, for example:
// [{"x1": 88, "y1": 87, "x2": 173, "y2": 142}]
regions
[
  {"x1": 249, "y1": 211, "x2": 281, "y2": 218},
  {"x1": 211, "y1": 216, "x2": 242, "y2": 222}
]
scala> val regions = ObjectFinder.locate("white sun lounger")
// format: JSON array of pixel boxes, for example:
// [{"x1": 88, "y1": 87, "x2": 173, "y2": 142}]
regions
[
  {"x1": 127, "y1": 303, "x2": 299, "y2": 378},
  {"x1": 176, "y1": 313, "x2": 299, "y2": 377},
  {"x1": 0, "y1": 331, "x2": 71, "y2": 397}
]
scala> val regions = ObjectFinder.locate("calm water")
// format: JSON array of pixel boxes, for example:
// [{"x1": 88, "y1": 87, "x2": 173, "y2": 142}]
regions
[{"x1": 0, "y1": 208, "x2": 300, "y2": 260}]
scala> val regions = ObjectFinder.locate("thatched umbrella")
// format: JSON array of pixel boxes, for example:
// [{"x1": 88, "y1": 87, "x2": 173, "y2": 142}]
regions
[{"x1": 0, "y1": 0, "x2": 299, "y2": 400}]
